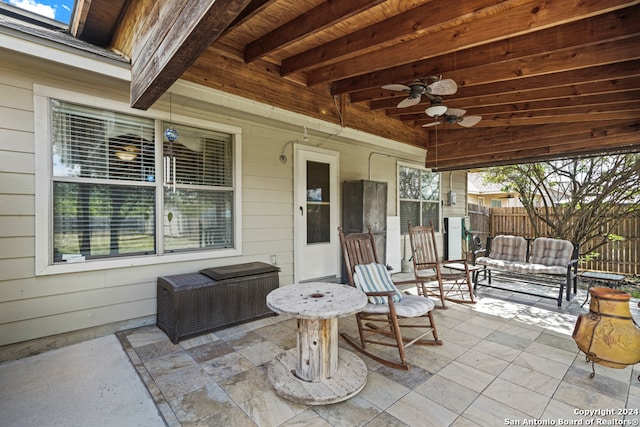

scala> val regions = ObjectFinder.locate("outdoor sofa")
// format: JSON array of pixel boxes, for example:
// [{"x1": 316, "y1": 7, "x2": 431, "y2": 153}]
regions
[{"x1": 473, "y1": 235, "x2": 579, "y2": 306}]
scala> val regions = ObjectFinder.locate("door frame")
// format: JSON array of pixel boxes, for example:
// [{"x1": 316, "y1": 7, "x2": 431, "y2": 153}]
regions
[{"x1": 293, "y1": 145, "x2": 340, "y2": 283}]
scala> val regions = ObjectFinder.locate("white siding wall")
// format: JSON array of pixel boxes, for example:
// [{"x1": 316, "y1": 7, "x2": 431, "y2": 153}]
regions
[
  {"x1": 442, "y1": 170, "x2": 469, "y2": 219},
  {"x1": 0, "y1": 50, "x2": 463, "y2": 346}
]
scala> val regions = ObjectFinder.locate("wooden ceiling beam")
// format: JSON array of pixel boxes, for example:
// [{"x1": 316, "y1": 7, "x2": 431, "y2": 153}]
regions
[
  {"x1": 425, "y1": 120, "x2": 640, "y2": 169},
  {"x1": 370, "y1": 46, "x2": 640, "y2": 116},
  {"x1": 428, "y1": 135, "x2": 640, "y2": 170},
  {"x1": 376, "y1": 75, "x2": 640, "y2": 113},
  {"x1": 244, "y1": 0, "x2": 386, "y2": 63},
  {"x1": 428, "y1": 120, "x2": 639, "y2": 156},
  {"x1": 280, "y1": 0, "x2": 521, "y2": 76},
  {"x1": 360, "y1": 59, "x2": 640, "y2": 110},
  {"x1": 129, "y1": 0, "x2": 253, "y2": 110},
  {"x1": 455, "y1": 36, "x2": 639, "y2": 87},
  {"x1": 369, "y1": 69, "x2": 640, "y2": 113},
  {"x1": 429, "y1": 121, "x2": 639, "y2": 151},
  {"x1": 398, "y1": 82, "x2": 640, "y2": 122},
  {"x1": 455, "y1": 92, "x2": 640, "y2": 116},
  {"x1": 310, "y1": 0, "x2": 635, "y2": 87},
  {"x1": 226, "y1": 0, "x2": 277, "y2": 31},
  {"x1": 425, "y1": 125, "x2": 637, "y2": 171},
  {"x1": 470, "y1": 110, "x2": 640, "y2": 126},
  {"x1": 335, "y1": 5, "x2": 640, "y2": 95},
  {"x1": 407, "y1": 100, "x2": 640, "y2": 129}
]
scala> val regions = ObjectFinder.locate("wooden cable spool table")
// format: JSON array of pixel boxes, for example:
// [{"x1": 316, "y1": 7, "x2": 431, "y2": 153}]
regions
[{"x1": 266, "y1": 282, "x2": 368, "y2": 405}]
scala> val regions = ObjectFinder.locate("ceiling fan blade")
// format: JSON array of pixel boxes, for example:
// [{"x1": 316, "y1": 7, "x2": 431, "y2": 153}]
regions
[
  {"x1": 382, "y1": 84, "x2": 411, "y2": 92},
  {"x1": 422, "y1": 121, "x2": 442, "y2": 128},
  {"x1": 428, "y1": 79, "x2": 458, "y2": 95},
  {"x1": 446, "y1": 107, "x2": 466, "y2": 117},
  {"x1": 397, "y1": 96, "x2": 421, "y2": 108},
  {"x1": 458, "y1": 115, "x2": 482, "y2": 127}
]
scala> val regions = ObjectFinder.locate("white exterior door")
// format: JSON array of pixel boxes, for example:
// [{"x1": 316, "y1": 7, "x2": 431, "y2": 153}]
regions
[{"x1": 294, "y1": 146, "x2": 339, "y2": 282}]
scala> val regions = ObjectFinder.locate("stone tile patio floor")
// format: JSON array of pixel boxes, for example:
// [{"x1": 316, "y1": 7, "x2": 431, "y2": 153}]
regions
[{"x1": 118, "y1": 282, "x2": 640, "y2": 427}]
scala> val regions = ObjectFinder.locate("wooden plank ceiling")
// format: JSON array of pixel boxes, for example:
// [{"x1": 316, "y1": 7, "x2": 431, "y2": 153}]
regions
[{"x1": 72, "y1": 0, "x2": 640, "y2": 171}]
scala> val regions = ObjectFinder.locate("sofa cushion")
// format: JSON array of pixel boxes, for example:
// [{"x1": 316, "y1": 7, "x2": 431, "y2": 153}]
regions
[
  {"x1": 529, "y1": 237, "x2": 573, "y2": 267},
  {"x1": 517, "y1": 263, "x2": 567, "y2": 276},
  {"x1": 475, "y1": 258, "x2": 527, "y2": 271},
  {"x1": 487, "y1": 235, "x2": 528, "y2": 262}
]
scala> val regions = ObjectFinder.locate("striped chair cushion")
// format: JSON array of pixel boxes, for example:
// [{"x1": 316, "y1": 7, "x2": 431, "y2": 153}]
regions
[
  {"x1": 363, "y1": 294, "x2": 435, "y2": 316},
  {"x1": 354, "y1": 263, "x2": 404, "y2": 304}
]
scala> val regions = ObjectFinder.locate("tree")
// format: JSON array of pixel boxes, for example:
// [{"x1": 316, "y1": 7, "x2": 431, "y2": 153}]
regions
[{"x1": 483, "y1": 154, "x2": 640, "y2": 256}]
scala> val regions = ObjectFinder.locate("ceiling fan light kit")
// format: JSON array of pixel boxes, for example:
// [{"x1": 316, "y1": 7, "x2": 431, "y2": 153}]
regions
[
  {"x1": 425, "y1": 104, "x2": 448, "y2": 117},
  {"x1": 383, "y1": 76, "x2": 482, "y2": 128}
]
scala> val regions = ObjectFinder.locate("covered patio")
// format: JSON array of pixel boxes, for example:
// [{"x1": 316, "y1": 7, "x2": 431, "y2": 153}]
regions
[
  {"x1": 0, "y1": 2, "x2": 639, "y2": 425},
  {"x1": 2, "y1": 283, "x2": 639, "y2": 427}
]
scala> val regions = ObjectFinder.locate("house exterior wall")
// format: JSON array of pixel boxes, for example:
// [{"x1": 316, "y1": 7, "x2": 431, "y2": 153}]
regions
[{"x1": 0, "y1": 46, "x2": 467, "y2": 346}]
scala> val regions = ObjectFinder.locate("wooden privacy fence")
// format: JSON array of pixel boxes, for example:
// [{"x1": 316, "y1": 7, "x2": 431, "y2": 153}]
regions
[{"x1": 467, "y1": 205, "x2": 640, "y2": 275}]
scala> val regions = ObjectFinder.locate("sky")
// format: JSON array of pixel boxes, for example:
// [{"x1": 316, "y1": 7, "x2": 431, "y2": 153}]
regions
[{"x1": 2, "y1": 0, "x2": 74, "y2": 24}]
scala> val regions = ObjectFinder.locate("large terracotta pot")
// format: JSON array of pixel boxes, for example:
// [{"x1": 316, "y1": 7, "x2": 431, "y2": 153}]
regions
[{"x1": 572, "y1": 287, "x2": 640, "y2": 376}]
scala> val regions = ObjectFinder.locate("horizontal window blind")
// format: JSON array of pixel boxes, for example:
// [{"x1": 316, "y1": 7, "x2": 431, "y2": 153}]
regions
[
  {"x1": 421, "y1": 203, "x2": 439, "y2": 229},
  {"x1": 163, "y1": 122, "x2": 232, "y2": 187},
  {"x1": 400, "y1": 201, "x2": 419, "y2": 234},
  {"x1": 52, "y1": 100, "x2": 155, "y2": 182}
]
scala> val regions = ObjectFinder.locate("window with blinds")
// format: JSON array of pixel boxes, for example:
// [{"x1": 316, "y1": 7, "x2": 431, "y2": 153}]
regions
[
  {"x1": 50, "y1": 100, "x2": 236, "y2": 263},
  {"x1": 399, "y1": 165, "x2": 440, "y2": 233},
  {"x1": 162, "y1": 122, "x2": 234, "y2": 251}
]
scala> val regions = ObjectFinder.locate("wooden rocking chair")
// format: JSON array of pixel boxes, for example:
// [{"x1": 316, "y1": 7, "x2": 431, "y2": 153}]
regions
[
  {"x1": 408, "y1": 222, "x2": 477, "y2": 308},
  {"x1": 339, "y1": 226, "x2": 442, "y2": 370}
]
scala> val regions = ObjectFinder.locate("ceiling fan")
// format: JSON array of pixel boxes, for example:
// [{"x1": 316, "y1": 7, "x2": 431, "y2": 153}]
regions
[
  {"x1": 382, "y1": 76, "x2": 458, "y2": 108},
  {"x1": 422, "y1": 107, "x2": 482, "y2": 128}
]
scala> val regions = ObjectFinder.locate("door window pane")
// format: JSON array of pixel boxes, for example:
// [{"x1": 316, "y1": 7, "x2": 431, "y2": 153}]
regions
[{"x1": 307, "y1": 161, "x2": 330, "y2": 243}]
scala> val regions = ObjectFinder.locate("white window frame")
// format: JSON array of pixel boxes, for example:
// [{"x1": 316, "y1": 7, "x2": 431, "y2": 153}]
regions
[
  {"x1": 397, "y1": 161, "x2": 442, "y2": 233},
  {"x1": 34, "y1": 85, "x2": 243, "y2": 275}
]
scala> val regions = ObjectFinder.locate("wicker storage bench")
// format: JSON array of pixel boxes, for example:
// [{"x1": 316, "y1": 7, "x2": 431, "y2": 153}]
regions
[{"x1": 157, "y1": 262, "x2": 280, "y2": 343}]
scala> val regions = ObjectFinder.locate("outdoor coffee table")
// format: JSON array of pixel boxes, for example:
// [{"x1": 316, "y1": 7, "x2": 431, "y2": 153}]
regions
[
  {"x1": 266, "y1": 282, "x2": 368, "y2": 405},
  {"x1": 580, "y1": 271, "x2": 625, "y2": 307}
]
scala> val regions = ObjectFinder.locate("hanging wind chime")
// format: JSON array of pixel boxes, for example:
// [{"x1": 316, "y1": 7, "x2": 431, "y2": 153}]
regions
[{"x1": 164, "y1": 93, "x2": 178, "y2": 193}]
